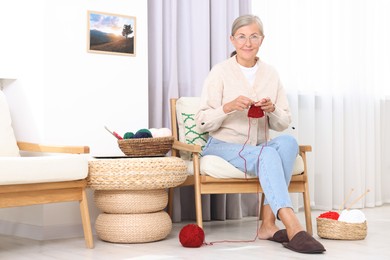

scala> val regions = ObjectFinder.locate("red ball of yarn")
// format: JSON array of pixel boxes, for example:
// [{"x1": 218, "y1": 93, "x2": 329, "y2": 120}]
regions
[
  {"x1": 179, "y1": 224, "x2": 205, "y2": 248},
  {"x1": 318, "y1": 211, "x2": 340, "y2": 220}
]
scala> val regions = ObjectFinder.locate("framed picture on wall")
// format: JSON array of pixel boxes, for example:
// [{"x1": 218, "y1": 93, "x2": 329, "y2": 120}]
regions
[{"x1": 87, "y1": 11, "x2": 136, "y2": 56}]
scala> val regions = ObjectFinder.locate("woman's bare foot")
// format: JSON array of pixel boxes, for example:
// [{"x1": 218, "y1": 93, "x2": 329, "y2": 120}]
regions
[
  {"x1": 257, "y1": 223, "x2": 280, "y2": 240},
  {"x1": 258, "y1": 204, "x2": 280, "y2": 240},
  {"x1": 277, "y1": 208, "x2": 304, "y2": 240}
]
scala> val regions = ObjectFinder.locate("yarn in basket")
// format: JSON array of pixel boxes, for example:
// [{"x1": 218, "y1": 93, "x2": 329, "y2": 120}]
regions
[
  {"x1": 338, "y1": 209, "x2": 366, "y2": 223},
  {"x1": 134, "y1": 129, "x2": 153, "y2": 138},
  {"x1": 123, "y1": 132, "x2": 134, "y2": 139},
  {"x1": 318, "y1": 211, "x2": 340, "y2": 220},
  {"x1": 123, "y1": 129, "x2": 153, "y2": 139},
  {"x1": 149, "y1": 128, "x2": 172, "y2": 137}
]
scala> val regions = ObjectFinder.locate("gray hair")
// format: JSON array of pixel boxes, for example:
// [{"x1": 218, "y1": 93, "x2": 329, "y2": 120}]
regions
[
  {"x1": 231, "y1": 14, "x2": 264, "y2": 36},
  {"x1": 230, "y1": 15, "x2": 264, "y2": 57}
]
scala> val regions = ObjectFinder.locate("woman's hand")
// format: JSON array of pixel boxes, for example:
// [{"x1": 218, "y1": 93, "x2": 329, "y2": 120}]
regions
[
  {"x1": 223, "y1": 96, "x2": 253, "y2": 113},
  {"x1": 254, "y1": 98, "x2": 275, "y2": 113}
]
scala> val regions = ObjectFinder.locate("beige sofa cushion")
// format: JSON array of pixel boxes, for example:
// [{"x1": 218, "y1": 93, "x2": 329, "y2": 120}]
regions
[
  {"x1": 0, "y1": 91, "x2": 20, "y2": 157},
  {"x1": 0, "y1": 154, "x2": 89, "y2": 185}
]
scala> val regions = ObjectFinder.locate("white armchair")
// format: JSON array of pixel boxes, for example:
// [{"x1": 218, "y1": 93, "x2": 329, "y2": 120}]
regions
[{"x1": 0, "y1": 91, "x2": 93, "y2": 248}]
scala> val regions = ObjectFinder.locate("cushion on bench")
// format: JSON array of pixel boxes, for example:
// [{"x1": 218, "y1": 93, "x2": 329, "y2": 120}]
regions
[{"x1": 0, "y1": 154, "x2": 89, "y2": 185}]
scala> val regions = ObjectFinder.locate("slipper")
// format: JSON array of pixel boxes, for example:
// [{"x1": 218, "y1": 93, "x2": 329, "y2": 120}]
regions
[
  {"x1": 267, "y1": 229, "x2": 289, "y2": 243},
  {"x1": 283, "y1": 231, "x2": 326, "y2": 254}
]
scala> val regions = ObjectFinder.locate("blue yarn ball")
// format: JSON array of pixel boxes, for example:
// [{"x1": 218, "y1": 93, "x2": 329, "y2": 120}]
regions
[{"x1": 134, "y1": 129, "x2": 153, "y2": 138}]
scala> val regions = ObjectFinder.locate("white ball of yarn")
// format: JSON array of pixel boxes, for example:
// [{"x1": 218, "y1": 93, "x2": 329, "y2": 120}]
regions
[
  {"x1": 158, "y1": 128, "x2": 172, "y2": 137},
  {"x1": 338, "y1": 209, "x2": 366, "y2": 223},
  {"x1": 149, "y1": 128, "x2": 172, "y2": 137},
  {"x1": 148, "y1": 128, "x2": 159, "y2": 137}
]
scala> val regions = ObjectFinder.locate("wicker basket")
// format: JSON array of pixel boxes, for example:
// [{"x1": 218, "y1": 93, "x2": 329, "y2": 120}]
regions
[
  {"x1": 118, "y1": 136, "x2": 174, "y2": 157},
  {"x1": 317, "y1": 218, "x2": 367, "y2": 240}
]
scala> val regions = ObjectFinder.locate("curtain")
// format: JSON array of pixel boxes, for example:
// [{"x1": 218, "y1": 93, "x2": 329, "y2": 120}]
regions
[
  {"x1": 148, "y1": 0, "x2": 251, "y2": 129},
  {"x1": 148, "y1": 0, "x2": 254, "y2": 222},
  {"x1": 253, "y1": 0, "x2": 390, "y2": 210}
]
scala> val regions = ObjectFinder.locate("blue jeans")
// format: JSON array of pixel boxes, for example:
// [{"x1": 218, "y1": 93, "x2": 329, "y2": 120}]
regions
[{"x1": 201, "y1": 135, "x2": 299, "y2": 218}]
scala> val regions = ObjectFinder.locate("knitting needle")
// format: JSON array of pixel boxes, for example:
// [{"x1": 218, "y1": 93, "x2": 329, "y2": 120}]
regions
[
  {"x1": 266, "y1": 111, "x2": 296, "y2": 129},
  {"x1": 346, "y1": 189, "x2": 370, "y2": 210},
  {"x1": 200, "y1": 105, "x2": 295, "y2": 130},
  {"x1": 339, "y1": 188, "x2": 354, "y2": 211},
  {"x1": 104, "y1": 125, "x2": 123, "y2": 140}
]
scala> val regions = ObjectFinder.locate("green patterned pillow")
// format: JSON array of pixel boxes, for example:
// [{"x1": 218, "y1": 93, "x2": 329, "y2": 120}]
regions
[
  {"x1": 182, "y1": 112, "x2": 208, "y2": 149},
  {"x1": 176, "y1": 97, "x2": 208, "y2": 160}
]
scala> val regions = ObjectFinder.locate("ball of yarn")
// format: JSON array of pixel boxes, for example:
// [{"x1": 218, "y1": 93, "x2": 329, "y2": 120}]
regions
[
  {"x1": 148, "y1": 128, "x2": 159, "y2": 137},
  {"x1": 318, "y1": 211, "x2": 340, "y2": 220},
  {"x1": 137, "y1": 128, "x2": 152, "y2": 135},
  {"x1": 150, "y1": 128, "x2": 173, "y2": 137},
  {"x1": 158, "y1": 128, "x2": 172, "y2": 137},
  {"x1": 338, "y1": 209, "x2": 366, "y2": 223},
  {"x1": 179, "y1": 224, "x2": 204, "y2": 248},
  {"x1": 134, "y1": 129, "x2": 153, "y2": 138},
  {"x1": 123, "y1": 132, "x2": 134, "y2": 139}
]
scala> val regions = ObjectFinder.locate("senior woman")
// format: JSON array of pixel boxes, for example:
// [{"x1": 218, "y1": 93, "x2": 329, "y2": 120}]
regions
[{"x1": 196, "y1": 14, "x2": 325, "y2": 254}]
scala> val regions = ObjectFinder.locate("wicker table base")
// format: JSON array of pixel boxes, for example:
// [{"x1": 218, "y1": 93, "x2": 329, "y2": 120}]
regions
[{"x1": 88, "y1": 157, "x2": 187, "y2": 243}]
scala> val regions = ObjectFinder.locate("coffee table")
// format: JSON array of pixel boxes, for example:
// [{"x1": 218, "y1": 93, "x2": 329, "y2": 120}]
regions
[{"x1": 87, "y1": 156, "x2": 187, "y2": 243}]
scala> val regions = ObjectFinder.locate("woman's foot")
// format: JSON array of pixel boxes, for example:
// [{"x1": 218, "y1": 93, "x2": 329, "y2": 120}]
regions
[{"x1": 258, "y1": 224, "x2": 290, "y2": 243}]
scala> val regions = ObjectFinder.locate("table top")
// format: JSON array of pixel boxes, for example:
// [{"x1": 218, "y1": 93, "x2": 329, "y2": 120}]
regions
[
  {"x1": 87, "y1": 156, "x2": 188, "y2": 190},
  {"x1": 93, "y1": 155, "x2": 163, "y2": 159}
]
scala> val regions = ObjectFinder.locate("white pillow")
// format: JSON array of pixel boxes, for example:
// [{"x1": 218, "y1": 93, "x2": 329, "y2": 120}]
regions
[{"x1": 0, "y1": 91, "x2": 20, "y2": 156}]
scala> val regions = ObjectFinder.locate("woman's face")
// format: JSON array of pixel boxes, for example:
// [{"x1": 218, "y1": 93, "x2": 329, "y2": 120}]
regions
[{"x1": 230, "y1": 22, "x2": 263, "y2": 67}]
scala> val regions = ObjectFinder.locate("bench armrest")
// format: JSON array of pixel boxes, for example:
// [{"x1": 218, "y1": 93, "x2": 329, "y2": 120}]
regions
[{"x1": 17, "y1": 141, "x2": 90, "y2": 154}]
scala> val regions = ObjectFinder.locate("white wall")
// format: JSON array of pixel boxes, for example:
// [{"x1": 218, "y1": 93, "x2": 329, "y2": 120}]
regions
[
  {"x1": 383, "y1": 97, "x2": 390, "y2": 203},
  {"x1": 0, "y1": 0, "x2": 148, "y2": 239}
]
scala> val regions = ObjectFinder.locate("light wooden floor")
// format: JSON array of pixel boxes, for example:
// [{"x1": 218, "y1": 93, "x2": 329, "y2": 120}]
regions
[{"x1": 0, "y1": 205, "x2": 389, "y2": 260}]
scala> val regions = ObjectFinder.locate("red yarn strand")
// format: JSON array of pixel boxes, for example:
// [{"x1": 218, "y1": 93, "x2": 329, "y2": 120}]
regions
[
  {"x1": 238, "y1": 119, "x2": 252, "y2": 178},
  {"x1": 203, "y1": 189, "x2": 262, "y2": 246},
  {"x1": 203, "y1": 112, "x2": 270, "y2": 246}
]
